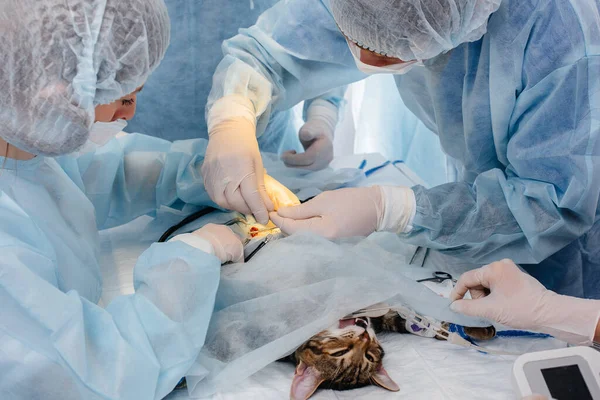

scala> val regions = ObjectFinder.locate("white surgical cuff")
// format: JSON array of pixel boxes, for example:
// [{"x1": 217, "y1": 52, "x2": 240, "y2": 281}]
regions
[
  {"x1": 207, "y1": 95, "x2": 257, "y2": 133},
  {"x1": 169, "y1": 233, "x2": 215, "y2": 256},
  {"x1": 539, "y1": 294, "x2": 600, "y2": 346},
  {"x1": 306, "y1": 99, "x2": 339, "y2": 139},
  {"x1": 377, "y1": 186, "x2": 416, "y2": 233}
]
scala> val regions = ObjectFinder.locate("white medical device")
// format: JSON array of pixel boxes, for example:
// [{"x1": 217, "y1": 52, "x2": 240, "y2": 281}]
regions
[{"x1": 513, "y1": 346, "x2": 600, "y2": 399}]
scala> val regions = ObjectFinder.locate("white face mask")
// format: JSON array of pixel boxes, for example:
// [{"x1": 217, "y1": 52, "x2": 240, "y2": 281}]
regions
[
  {"x1": 88, "y1": 120, "x2": 128, "y2": 146},
  {"x1": 347, "y1": 41, "x2": 422, "y2": 75}
]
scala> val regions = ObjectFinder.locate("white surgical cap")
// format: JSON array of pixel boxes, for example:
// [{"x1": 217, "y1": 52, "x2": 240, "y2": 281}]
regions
[
  {"x1": 0, "y1": 0, "x2": 170, "y2": 156},
  {"x1": 330, "y1": 0, "x2": 501, "y2": 61}
]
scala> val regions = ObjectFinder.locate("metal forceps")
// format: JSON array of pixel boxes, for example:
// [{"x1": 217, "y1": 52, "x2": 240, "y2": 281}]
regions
[
  {"x1": 416, "y1": 271, "x2": 456, "y2": 284},
  {"x1": 244, "y1": 235, "x2": 273, "y2": 262},
  {"x1": 409, "y1": 246, "x2": 429, "y2": 266},
  {"x1": 224, "y1": 215, "x2": 246, "y2": 227}
]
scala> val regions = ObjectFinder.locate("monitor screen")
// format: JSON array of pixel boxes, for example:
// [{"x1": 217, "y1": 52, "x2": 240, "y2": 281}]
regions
[{"x1": 541, "y1": 364, "x2": 593, "y2": 400}]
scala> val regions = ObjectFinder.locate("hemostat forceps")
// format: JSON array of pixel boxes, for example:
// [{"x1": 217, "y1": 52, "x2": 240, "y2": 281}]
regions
[
  {"x1": 224, "y1": 215, "x2": 247, "y2": 226},
  {"x1": 244, "y1": 235, "x2": 272, "y2": 262}
]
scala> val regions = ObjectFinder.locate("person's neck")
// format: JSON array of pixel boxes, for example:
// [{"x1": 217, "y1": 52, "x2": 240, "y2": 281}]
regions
[{"x1": 0, "y1": 138, "x2": 35, "y2": 160}]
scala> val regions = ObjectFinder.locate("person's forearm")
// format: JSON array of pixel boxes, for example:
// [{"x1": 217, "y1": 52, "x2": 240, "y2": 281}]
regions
[
  {"x1": 595, "y1": 319, "x2": 600, "y2": 343},
  {"x1": 539, "y1": 295, "x2": 600, "y2": 346}
]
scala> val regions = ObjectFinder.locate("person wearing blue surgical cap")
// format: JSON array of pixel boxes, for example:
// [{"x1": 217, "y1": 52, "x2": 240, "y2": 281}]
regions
[
  {"x1": 0, "y1": 0, "x2": 259, "y2": 398},
  {"x1": 128, "y1": 0, "x2": 346, "y2": 171},
  {"x1": 204, "y1": 0, "x2": 600, "y2": 298}
]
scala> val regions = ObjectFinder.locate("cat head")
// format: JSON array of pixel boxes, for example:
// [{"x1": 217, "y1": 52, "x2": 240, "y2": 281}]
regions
[{"x1": 290, "y1": 317, "x2": 399, "y2": 400}]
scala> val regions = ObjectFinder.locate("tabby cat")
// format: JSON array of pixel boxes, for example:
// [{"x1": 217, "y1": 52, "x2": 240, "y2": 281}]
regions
[{"x1": 287, "y1": 310, "x2": 496, "y2": 400}]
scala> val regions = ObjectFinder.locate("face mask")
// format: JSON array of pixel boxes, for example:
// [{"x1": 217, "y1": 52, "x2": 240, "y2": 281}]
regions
[
  {"x1": 88, "y1": 120, "x2": 128, "y2": 146},
  {"x1": 347, "y1": 41, "x2": 422, "y2": 75}
]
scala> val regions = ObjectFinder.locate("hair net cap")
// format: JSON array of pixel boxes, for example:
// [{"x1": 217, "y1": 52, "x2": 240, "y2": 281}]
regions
[
  {"x1": 0, "y1": 0, "x2": 170, "y2": 156},
  {"x1": 330, "y1": 0, "x2": 501, "y2": 61}
]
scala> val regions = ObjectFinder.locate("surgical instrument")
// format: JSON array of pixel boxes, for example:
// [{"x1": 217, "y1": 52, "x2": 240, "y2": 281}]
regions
[
  {"x1": 417, "y1": 271, "x2": 456, "y2": 284},
  {"x1": 158, "y1": 206, "x2": 219, "y2": 243},
  {"x1": 244, "y1": 235, "x2": 272, "y2": 262},
  {"x1": 409, "y1": 246, "x2": 429, "y2": 266}
]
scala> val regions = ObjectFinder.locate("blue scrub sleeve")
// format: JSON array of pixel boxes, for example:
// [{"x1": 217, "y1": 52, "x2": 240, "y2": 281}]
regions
[
  {"x1": 404, "y1": 57, "x2": 600, "y2": 264},
  {"x1": 303, "y1": 86, "x2": 348, "y2": 122},
  {"x1": 0, "y1": 231, "x2": 220, "y2": 400},
  {"x1": 58, "y1": 134, "x2": 214, "y2": 230},
  {"x1": 207, "y1": 0, "x2": 364, "y2": 133}
]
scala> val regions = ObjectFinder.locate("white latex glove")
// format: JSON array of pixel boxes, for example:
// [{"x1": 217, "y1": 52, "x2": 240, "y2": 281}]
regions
[
  {"x1": 170, "y1": 224, "x2": 244, "y2": 264},
  {"x1": 269, "y1": 186, "x2": 415, "y2": 239},
  {"x1": 450, "y1": 259, "x2": 600, "y2": 345},
  {"x1": 282, "y1": 99, "x2": 337, "y2": 171},
  {"x1": 202, "y1": 96, "x2": 273, "y2": 224}
]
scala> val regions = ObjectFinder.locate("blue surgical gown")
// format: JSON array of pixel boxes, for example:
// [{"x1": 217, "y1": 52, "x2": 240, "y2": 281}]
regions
[
  {"x1": 0, "y1": 135, "x2": 221, "y2": 399},
  {"x1": 207, "y1": 0, "x2": 600, "y2": 297},
  {"x1": 127, "y1": 0, "x2": 345, "y2": 155}
]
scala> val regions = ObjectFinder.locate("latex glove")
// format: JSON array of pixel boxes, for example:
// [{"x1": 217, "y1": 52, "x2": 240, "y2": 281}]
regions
[
  {"x1": 264, "y1": 174, "x2": 300, "y2": 210},
  {"x1": 170, "y1": 224, "x2": 244, "y2": 264},
  {"x1": 202, "y1": 96, "x2": 273, "y2": 224},
  {"x1": 450, "y1": 259, "x2": 600, "y2": 345},
  {"x1": 282, "y1": 99, "x2": 337, "y2": 171},
  {"x1": 269, "y1": 186, "x2": 415, "y2": 239}
]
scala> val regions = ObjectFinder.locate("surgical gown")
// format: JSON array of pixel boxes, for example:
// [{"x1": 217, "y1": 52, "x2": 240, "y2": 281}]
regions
[
  {"x1": 127, "y1": 0, "x2": 345, "y2": 155},
  {"x1": 0, "y1": 135, "x2": 221, "y2": 400},
  {"x1": 207, "y1": 0, "x2": 600, "y2": 297}
]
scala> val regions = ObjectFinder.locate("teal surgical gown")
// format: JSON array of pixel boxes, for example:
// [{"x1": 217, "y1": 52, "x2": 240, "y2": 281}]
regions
[
  {"x1": 0, "y1": 135, "x2": 220, "y2": 399},
  {"x1": 208, "y1": 0, "x2": 600, "y2": 297}
]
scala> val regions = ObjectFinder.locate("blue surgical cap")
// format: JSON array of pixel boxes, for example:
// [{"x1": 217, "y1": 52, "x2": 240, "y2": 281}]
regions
[
  {"x1": 0, "y1": 0, "x2": 170, "y2": 156},
  {"x1": 330, "y1": 0, "x2": 501, "y2": 61}
]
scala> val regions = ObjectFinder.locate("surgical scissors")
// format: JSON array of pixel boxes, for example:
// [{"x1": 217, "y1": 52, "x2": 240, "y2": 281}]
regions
[{"x1": 416, "y1": 271, "x2": 456, "y2": 284}]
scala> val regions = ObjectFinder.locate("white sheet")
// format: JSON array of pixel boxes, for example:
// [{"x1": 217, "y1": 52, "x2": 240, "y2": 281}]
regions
[
  {"x1": 98, "y1": 154, "x2": 566, "y2": 400},
  {"x1": 166, "y1": 334, "x2": 564, "y2": 400}
]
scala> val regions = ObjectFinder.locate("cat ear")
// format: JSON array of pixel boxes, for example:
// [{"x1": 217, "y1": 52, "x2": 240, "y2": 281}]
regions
[
  {"x1": 290, "y1": 361, "x2": 324, "y2": 400},
  {"x1": 371, "y1": 364, "x2": 400, "y2": 392}
]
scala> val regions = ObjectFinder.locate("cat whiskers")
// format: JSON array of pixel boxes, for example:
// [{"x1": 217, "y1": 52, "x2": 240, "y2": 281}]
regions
[{"x1": 327, "y1": 362, "x2": 345, "y2": 389}]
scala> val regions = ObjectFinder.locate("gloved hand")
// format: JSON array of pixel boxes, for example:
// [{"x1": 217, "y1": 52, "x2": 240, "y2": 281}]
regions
[
  {"x1": 202, "y1": 96, "x2": 273, "y2": 225},
  {"x1": 450, "y1": 259, "x2": 600, "y2": 345},
  {"x1": 264, "y1": 174, "x2": 300, "y2": 210},
  {"x1": 269, "y1": 186, "x2": 415, "y2": 239},
  {"x1": 170, "y1": 224, "x2": 244, "y2": 264},
  {"x1": 282, "y1": 99, "x2": 337, "y2": 171}
]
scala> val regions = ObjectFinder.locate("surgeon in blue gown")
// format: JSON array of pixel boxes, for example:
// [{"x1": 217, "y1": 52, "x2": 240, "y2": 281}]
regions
[
  {"x1": 128, "y1": 0, "x2": 346, "y2": 169},
  {"x1": 0, "y1": 0, "x2": 285, "y2": 398},
  {"x1": 202, "y1": 0, "x2": 600, "y2": 298}
]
